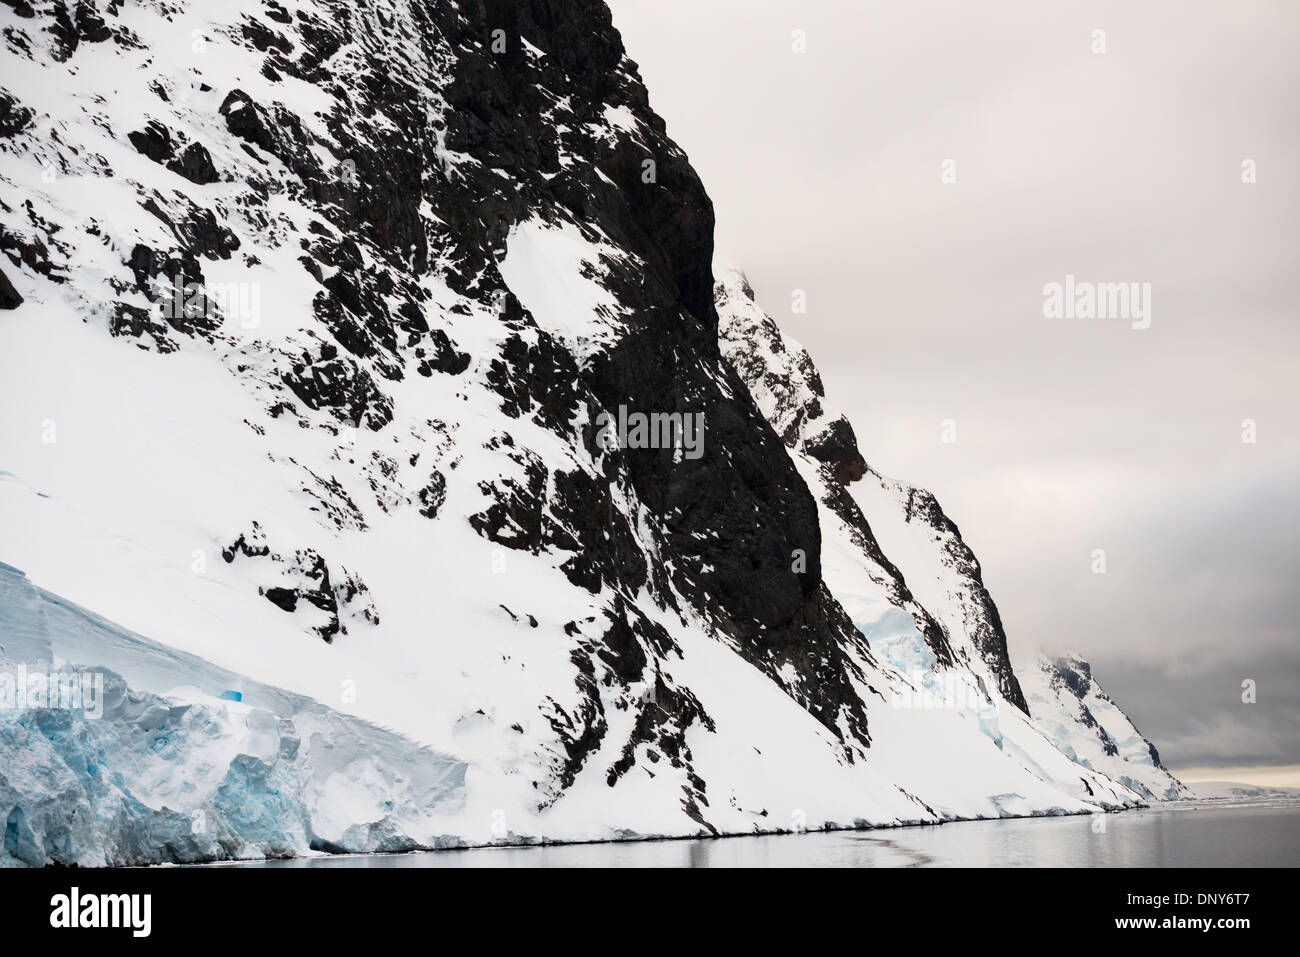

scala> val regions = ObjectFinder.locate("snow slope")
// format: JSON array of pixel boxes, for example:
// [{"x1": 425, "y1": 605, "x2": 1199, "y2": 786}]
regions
[{"x1": 1019, "y1": 652, "x2": 1188, "y2": 801}]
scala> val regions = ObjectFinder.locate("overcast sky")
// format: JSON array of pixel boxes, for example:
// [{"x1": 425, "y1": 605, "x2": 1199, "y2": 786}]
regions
[{"x1": 608, "y1": 0, "x2": 1300, "y2": 785}]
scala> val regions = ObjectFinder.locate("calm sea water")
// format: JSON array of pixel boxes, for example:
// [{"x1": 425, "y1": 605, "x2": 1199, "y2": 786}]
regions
[{"x1": 235, "y1": 799, "x2": 1300, "y2": 867}]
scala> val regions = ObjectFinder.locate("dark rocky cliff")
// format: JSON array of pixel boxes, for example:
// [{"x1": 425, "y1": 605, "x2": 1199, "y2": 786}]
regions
[{"x1": 0, "y1": 0, "x2": 873, "y2": 813}]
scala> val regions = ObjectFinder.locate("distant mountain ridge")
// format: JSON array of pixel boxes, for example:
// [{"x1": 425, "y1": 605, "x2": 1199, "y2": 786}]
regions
[{"x1": 1185, "y1": 781, "x2": 1300, "y2": 800}]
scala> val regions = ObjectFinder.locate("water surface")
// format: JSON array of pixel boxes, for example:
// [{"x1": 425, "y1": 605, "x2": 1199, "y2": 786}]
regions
[{"x1": 236, "y1": 799, "x2": 1300, "y2": 867}]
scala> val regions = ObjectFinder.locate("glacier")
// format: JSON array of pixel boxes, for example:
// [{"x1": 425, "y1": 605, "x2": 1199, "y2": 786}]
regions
[{"x1": 0, "y1": 561, "x2": 466, "y2": 866}]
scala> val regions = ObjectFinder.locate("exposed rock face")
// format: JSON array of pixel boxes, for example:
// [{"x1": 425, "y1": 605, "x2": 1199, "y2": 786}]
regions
[
  {"x1": 0, "y1": 265, "x2": 20, "y2": 309},
  {"x1": 716, "y1": 270, "x2": 1026, "y2": 713},
  {"x1": 878, "y1": 478, "x2": 1030, "y2": 713},
  {"x1": 716, "y1": 272, "x2": 868, "y2": 485},
  {"x1": 0, "y1": 0, "x2": 1172, "y2": 862}
]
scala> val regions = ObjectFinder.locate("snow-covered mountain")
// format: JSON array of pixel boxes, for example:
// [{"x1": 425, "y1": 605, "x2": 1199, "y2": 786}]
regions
[
  {"x1": 1018, "y1": 652, "x2": 1187, "y2": 801},
  {"x1": 714, "y1": 271, "x2": 1185, "y2": 809},
  {"x1": 0, "y1": 0, "x2": 1179, "y2": 865}
]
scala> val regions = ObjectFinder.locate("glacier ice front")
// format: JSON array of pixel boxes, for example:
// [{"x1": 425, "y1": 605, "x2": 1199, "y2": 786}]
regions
[{"x1": 0, "y1": 562, "x2": 466, "y2": 866}]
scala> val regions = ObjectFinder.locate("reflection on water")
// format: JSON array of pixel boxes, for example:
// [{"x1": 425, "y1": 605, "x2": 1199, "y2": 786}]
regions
[{"x1": 232, "y1": 799, "x2": 1300, "y2": 868}]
